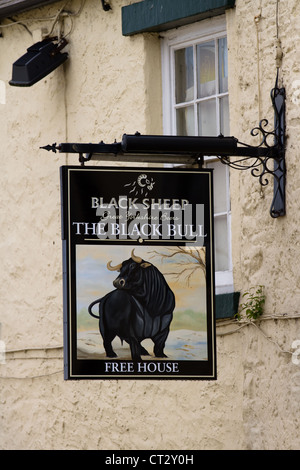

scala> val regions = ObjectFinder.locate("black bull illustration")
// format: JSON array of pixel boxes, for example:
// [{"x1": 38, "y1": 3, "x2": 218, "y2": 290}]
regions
[{"x1": 88, "y1": 250, "x2": 175, "y2": 361}]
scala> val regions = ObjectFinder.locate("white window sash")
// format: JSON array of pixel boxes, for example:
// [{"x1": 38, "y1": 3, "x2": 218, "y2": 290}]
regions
[
  {"x1": 161, "y1": 16, "x2": 228, "y2": 135},
  {"x1": 161, "y1": 16, "x2": 234, "y2": 294}
]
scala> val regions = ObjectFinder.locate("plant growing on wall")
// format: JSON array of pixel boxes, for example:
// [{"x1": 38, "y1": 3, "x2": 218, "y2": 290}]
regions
[{"x1": 235, "y1": 285, "x2": 265, "y2": 321}]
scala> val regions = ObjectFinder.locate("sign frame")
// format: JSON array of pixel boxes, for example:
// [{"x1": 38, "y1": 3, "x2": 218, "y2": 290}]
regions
[{"x1": 60, "y1": 165, "x2": 216, "y2": 380}]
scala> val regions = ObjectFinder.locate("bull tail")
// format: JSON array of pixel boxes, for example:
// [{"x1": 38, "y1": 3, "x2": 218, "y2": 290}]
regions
[{"x1": 88, "y1": 297, "x2": 103, "y2": 319}]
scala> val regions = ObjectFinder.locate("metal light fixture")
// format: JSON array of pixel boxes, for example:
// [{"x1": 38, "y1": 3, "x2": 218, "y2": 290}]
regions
[
  {"x1": 9, "y1": 37, "x2": 68, "y2": 87},
  {"x1": 101, "y1": 0, "x2": 111, "y2": 11}
]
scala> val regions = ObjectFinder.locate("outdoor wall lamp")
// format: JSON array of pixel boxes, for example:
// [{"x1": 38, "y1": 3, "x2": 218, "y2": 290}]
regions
[
  {"x1": 9, "y1": 37, "x2": 68, "y2": 87},
  {"x1": 42, "y1": 81, "x2": 285, "y2": 218},
  {"x1": 101, "y1": 0, "x2": 111, "y2": 11}
]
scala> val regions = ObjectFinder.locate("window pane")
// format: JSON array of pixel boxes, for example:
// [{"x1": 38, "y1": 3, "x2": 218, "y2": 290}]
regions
[
  {"x1": 206, "y1": 161, "x2": 228, "y2": 213},
  {"x1": 214, "y1": 215, "x2": 229, "y2": 271},
  {"x1": 218, "y1": 37, "x2": 228, "y2": 93},
  {"x1": 168, "y1": 29, "x2": 231, "y2": 278},
  {"x1": 198, "y1": 99, "x2": 216, "y2": 135},
  {"x1": 197, "y1": 41, "x2": 216, "y2": 98},
  {"x1": 220, "y1": 95, "x2": 230, "y2": 135},
  {"x1": 175, "y1": 47, "x2": 194, "y2": 103},
  {"x1": 176, "y1": 106, "x2": 195, "y2": 135}
]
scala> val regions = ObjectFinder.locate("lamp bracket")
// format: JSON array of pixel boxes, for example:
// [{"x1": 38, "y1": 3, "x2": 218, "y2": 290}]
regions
[
  {"x1": 41, "y1": 85, "x2": 285, "y2": 218},
  {"x1": 220, "y1": 85, "x2": 285, "y2": 218}
]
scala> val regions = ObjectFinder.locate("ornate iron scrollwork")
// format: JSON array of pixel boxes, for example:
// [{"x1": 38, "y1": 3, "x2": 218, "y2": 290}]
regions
[{"x1": 217, "y1": 83, "x2": 285, "y2": 218}]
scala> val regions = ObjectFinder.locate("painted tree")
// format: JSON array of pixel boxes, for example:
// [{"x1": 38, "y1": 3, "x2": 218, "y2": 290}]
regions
[{"x1": 150, "y1": 246, "x2": 206, "y2": 286}]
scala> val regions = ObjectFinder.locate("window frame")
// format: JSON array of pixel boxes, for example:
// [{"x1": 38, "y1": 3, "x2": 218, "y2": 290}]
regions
[{"x1": 160, "y1": 15, "x2": 234, "y2": 294}]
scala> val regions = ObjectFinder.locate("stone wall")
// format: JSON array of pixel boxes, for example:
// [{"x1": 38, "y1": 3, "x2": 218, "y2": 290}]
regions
[{"x1": 0, "y1": 0, "x2": 299, "y2": 450}]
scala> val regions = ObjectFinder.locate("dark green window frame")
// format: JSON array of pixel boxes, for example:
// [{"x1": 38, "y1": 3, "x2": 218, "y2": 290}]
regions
[
  {"x1": 216, "y1": 292, "x2": 240, "y2": 320},
  {"x1": 122, "y1": 0, "x2": 235, "y2": 36}
]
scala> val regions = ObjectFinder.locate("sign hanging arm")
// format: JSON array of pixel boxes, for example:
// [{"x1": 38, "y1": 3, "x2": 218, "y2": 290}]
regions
[{"x1": 41, "y1": 82, "x2": 285, "y2": 218}]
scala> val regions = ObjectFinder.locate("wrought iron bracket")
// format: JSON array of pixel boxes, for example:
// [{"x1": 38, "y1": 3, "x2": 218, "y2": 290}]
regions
[
  {"x1": 41, "y1": 85, "x2": 285, "y2": 218},
  {"x1": 220, "y1": 85, "x2": 285, "y2": 218}
]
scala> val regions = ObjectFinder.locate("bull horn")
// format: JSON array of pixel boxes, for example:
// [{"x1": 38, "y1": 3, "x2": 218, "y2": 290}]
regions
[
  {"x1": 131, "y1": 249, "x2": 142, "y2": 263},
  {"x1": 107, "y1": 260, "x2": 122, "y2": 271}
]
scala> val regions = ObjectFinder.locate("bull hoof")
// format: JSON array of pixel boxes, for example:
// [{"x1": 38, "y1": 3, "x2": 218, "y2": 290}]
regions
[
  {"x1": 155, "y1": 353, "x2": 168, "y2": 358},
  {"x1": 106, "y1": 352, "x2": 117, "y2": 358},
  {"x1": 140, "y1": 346, "x2": 150, "y2": 356}
]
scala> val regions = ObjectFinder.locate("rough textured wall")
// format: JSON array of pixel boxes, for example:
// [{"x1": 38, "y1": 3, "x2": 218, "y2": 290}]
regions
[
  {"x1": 0, "y1": 0, "x2": 300, "y2": 450},
  {"x1": 227, "y1": 0, "x2": 300, "y2": 449},
  {"x1": 228, "y1": 0, "x2": 300, "y2": 313}
]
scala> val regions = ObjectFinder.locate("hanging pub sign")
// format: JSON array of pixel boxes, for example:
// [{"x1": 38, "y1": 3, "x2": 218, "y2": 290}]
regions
[{"x1": 60, "y1": 165, "x2": 216, "y2": 380}]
